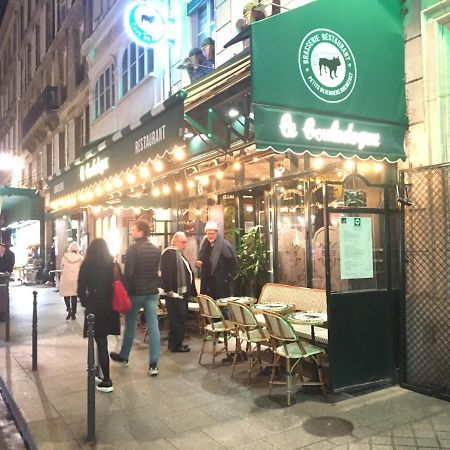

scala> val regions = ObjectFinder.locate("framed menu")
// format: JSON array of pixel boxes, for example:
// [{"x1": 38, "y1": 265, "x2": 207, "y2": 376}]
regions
[{"x1": 339, "y1": 217, "x2": 373, "y2": 279}]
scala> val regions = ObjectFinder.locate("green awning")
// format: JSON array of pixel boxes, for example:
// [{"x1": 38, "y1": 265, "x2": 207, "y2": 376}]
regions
[
  {"x1": 252, "y1": 0, "x2": 407, "y2": 162},
  {"x1": 0, "y1": 187, "x2": 44, "y2": 225}
]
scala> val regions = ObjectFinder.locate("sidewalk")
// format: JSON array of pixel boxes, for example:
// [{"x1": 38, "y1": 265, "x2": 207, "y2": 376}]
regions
[{"x1": 0, "y1": 285, "x2": 449, "y2": 450}]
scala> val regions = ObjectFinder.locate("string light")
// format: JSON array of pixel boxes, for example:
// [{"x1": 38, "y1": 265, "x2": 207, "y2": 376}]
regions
[
  {"x1": 173, "y1": 147, "x2": 186, "y2": 161},
  {"x1": 126, "y1": 173, "x2": 137, "y2": 184},
  {"x1": 139, "y1": 166, "x2": 150, "y2": 178},
  {"x1": 105, "y1": 181, "x2": 113, "y2": 192},
  {"x1": 152, "y1": 186, "x2": 161, "y2": 197},
  {"x1": 162, "y1": 184, "x2": 171, "y2": 195},
  {"x1": 113, "y1": 177, "x2": 123, "y2": 188},
  {"x1": 233, "y1": 161, "x2": 242, "y2": 171},
  {"x1": 153, "y1": 160, "x2": 164, "y2": 172},
  {"x1": 344, "y1": 159, "x2": 355, "y2": 171},
  {"x1": 187, "y1": 180, "x2": 195, "y2": 189},
  {"x1": 94, "y1": 186, "x2": 104, "y2": 197},
  {"x1": 175, "y1": 183, "x2": 183, "y2": 192},
  {"x1": 215, "y1": 171, "x2": 224, "y2": 179},
  {"x1": 374, "y1": 162, "x2": 383, "y2": 173},
  {"x1": 312, "y1": 158, "x2": 324, "y2": 169},
  {"x1": 200, "y1": 176, "x2": 209, "y2": 186},
  {"x1": 86, "y1": 191, "x2": 94, "y2": 201}
]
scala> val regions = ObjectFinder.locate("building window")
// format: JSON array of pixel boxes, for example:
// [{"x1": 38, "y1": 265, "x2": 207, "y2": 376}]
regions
[
  {"x1": 59, "y1": 131, "x2": 65, "y2": 170},
  {"x1": 94, "y1": 65, "x2": 115, "y2": 119},
  {"x1": 121, "y1": 43, "x2": 154, "y2": 97},
  {"x1": 189, "y1": 0, "x2": 215, "y2": 49},
  {"x1": 46, "y1": 143, "x2": 53, "y2": 177}
]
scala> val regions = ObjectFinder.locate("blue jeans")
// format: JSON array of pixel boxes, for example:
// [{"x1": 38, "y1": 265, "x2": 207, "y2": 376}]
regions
[{"x1": 119, "y1": 293, "x2": 160, "y2": 366}]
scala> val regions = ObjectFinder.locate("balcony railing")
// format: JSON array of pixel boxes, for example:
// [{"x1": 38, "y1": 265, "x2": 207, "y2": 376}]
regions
[{"x1": 22, "y1": 86, "x2": 62, "y2": 137}]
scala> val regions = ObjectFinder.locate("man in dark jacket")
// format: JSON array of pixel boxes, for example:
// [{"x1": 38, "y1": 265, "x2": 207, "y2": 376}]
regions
[
  {"x1": 196, "y1": 221, "x2": 237, "y2": 300},
  {"x1": 0, "y1": 243, "x2": 15, "y2": 274},
  {"x1": 161, "y1": 232, "x2": 197, "y2": 353},
  {"x1": 110, "y1": 220, "x2": 161, "y2": 376}
]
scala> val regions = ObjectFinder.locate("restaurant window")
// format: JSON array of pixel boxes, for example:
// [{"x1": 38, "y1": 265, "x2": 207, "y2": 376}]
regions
[
  {"x1": 121, "y1": 43, "x2": 154, "y2": 97},
  {"x1": 94, "y1": 65, "x2": 115, "y2": 119}
]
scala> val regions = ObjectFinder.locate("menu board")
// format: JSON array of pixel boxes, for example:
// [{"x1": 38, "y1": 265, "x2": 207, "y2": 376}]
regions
[{"x1": 339, "y1": 217, "x2": 373, "y2": 279}]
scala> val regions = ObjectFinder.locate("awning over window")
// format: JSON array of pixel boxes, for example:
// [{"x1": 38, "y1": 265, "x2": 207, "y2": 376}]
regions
[
  {"x1": 252, "y1": 0, "x2": 407, "y2": 162},
  {"x1": 47, "y1": 92, "x2": 186, "y2": 201},
  {"x1": 0, "y1": 187, "x2": 43, "y2": 226}
]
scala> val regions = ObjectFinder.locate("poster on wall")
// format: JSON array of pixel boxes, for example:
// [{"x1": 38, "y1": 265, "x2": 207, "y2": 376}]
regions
[{"x1": 339, "y1": 217, "x2": 373, "y2": 279}]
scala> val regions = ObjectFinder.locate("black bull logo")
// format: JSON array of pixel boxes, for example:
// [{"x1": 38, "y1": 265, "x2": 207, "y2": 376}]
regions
[
  {"x1": 319, "y1": 56, "x2": 341, "y2": 79},
  {"x1": 141, "y1": 15, "x2": 155, "y2": 25}
]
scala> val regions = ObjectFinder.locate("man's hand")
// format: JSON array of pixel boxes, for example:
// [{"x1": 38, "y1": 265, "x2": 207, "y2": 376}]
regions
[{"x1": 195, "y1": 260, "x2": 203, "y2": 268}]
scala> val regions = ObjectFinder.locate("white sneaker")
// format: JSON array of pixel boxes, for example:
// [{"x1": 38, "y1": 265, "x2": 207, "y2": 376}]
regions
[
  {"x1": 148, "y1": 366, "x2": 158, "y2": 377},
  {"x1": 96, "y1": 380, "x2": 113, "y2": 393}
]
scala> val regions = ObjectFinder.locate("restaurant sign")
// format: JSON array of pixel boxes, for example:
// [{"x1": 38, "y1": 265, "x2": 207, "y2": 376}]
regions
[
  {"x1": 252, "y1": 0, "x2": 407, "y2": 161},
  {"x1": 255, "y1": 105, "x2": 404, "y2": 161},
  {"x1": 48, "y1": 100, "x2": 184, "y2": 200}
]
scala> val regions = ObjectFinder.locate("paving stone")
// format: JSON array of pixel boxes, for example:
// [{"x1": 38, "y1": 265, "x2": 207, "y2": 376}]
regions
[
  {"x1": 440, "y1": 440, "x2": 450, "y2": 449},
  {"x1": 371, "y1": 435, "x2": 393, "y2": 445},
  {"x1": 168, "y1": 429, "x2": 225, "y2": 449},
  {"x1": 303, "y1": 441, "x2": 337, "y2": 450},
  {"x1": 414, "y1": 438, "x2": 439, "y2": 448},
  {"x1": 393, "y1": 437, "x2": 416, "y2": 446},
  {"x1": 234, "y1": 438, "x2": 275, "y2": 449},
  {"x1": 159, "y1": 408, "x2": 215, "y2": 434},
  {"x1": 262, "y1": 425, "x2": 325, "y2": 449}
]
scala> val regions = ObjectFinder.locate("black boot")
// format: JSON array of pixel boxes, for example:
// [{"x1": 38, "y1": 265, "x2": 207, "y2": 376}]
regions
[
  {"x1": 70, "y1": 297, "x2": 77, "y2": 320},
  {"x1": 64, "y1": 297, "x2": 71, "y2": 320}
]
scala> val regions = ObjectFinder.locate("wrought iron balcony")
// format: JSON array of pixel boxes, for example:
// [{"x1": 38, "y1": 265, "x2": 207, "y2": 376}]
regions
[{"x1": 22, "y1": 86, "x2": 62, "y2": 137}]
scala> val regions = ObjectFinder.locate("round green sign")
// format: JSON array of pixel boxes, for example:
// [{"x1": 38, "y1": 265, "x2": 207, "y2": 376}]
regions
[{"x1": 298, "y1": 28, "x2": 357, "y2": 104}]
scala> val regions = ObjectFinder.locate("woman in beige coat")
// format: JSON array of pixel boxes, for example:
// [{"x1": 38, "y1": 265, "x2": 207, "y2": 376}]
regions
[{"x1": 59, "y1": 242, "x2": 83, "y2": 320}]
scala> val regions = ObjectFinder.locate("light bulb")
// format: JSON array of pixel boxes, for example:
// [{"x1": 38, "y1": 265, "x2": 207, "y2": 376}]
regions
[
  {"x1": 175, "y1": 183, "x2": 183, "y2": 192},
  {"x1": 233, "y1": 161, "x2": 242, "y2": 171},
  {"x1": 162, "y1": 185, "x2": 171, "y2": 195},
  {"x1": 187, "y1": 180, "x2": 195, "y2": 189},
  {"x1": 139, "y1": 166, "x2": 150, "y2": 178},
  {"x1": 152, "y1": 186, "x2": 161, "y2": 197},
  {"x1": 126, "y1": 173, "x2": 136, "y2": 184},
  {"x1": 113, "y1": 177, "x2": 123, "y2": 188},
  {"x1": 153, "y1": 160, "x2": 164, "y2": 172},
  {"x1": 173, "y1": 147, "x2": 186, "y2": 161}
]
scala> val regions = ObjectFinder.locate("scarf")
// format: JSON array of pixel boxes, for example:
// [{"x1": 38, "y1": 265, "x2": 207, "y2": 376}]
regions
[
  {"x1": 200, "y1": 234, "x2": 237, "y2": 275},
  {"x1": 164, "y1": 246, "x2": 187, "y2": 296}
]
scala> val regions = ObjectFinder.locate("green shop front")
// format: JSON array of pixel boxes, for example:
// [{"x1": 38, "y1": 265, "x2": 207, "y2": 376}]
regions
[{"x1": 249, "y1": 0, "x2": 407, "y2": 391}]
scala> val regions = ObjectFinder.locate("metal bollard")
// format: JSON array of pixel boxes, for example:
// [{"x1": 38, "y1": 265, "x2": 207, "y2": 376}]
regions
[
  {"x1": 86, "y1": 313, "x2": 96, "y2": 442},
  {"x1": 32, "y1": 291, "x2": 38, "y2": 371}
]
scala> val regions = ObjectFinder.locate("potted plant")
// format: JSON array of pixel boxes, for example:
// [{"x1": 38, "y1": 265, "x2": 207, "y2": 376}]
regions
[{"x1": 235, "y1": 225, "x2": 268, "y2": 297}]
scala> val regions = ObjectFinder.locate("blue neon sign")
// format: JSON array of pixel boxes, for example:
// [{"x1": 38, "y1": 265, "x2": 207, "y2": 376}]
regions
[{"x1": 124, "y1": 1, "x2": 168, "y2": 47}]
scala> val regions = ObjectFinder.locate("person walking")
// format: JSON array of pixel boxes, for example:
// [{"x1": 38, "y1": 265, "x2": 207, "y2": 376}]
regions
[
  {"x1": 196, "y1": 221, "x2": 237, "y2": 300},
  {"x1": 0, "y1": 242, "x2": 15, "y2": 274},
  {"x1": 59, "y1": 242, "x2": 83, "y2": 320},
  {"x1": 160, "y1": 232, "x2": 197, "y2": 353},
  {"x1": 110, "y1": 220, "x2": 161, "y2": 376},
  {"x1": 77, "y1": 238, "x2": 120, "y2": 393}
]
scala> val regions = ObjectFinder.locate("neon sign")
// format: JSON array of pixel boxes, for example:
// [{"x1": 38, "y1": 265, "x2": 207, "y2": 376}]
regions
[{"x1": 124, "y1": 1, "x2": 169, "y2": 47}]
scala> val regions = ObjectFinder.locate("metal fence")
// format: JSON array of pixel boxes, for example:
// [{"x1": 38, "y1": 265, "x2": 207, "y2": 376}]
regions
[{"x1": 401, "y1": 165, "x2": 450, "y2": 399}]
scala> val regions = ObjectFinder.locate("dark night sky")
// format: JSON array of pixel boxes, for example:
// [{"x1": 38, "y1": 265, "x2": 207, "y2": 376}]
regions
[{"x1": 0, "y1": 0, "x2": 8, "y2": 29}]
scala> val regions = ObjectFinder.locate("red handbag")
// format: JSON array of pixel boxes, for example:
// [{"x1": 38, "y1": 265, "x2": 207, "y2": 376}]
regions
[{"x1": 112, "y1": 280, "x2": 132, "y2": 314}]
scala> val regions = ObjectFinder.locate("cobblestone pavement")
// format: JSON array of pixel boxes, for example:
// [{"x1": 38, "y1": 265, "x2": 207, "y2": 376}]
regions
[{"x1": 0, "y1": 285, "x2": 449, "y2": 450}]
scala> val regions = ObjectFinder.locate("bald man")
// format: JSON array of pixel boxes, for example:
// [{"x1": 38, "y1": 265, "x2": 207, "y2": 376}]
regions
[{"x1": 160, "y1": 232, "x2": 197, "y2": 353}]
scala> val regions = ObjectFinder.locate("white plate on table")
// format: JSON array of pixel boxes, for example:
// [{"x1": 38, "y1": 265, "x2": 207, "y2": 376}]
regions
[
  {"x1": 254, "y1": 303, "x2": 293, "y2": 310},
  {"x1": 290, "y1": 312, "x2": 327, "y2": 323}
]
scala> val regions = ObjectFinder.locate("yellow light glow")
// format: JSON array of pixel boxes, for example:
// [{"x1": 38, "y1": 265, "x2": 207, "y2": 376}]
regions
[
  {"x1": 95, "y1": 186, "x2": 104, "y2": 197},
  {"x1": 233, "y1": 161, "x2": 242, "y2": 171},
  {"x1": 173, "y1": 147, "x2": 186, "y2": 161},
  {"x1": 79, "y1": 193, "x2": 86, "y2": 202},
  {"x1": 126, "y1": 173, "x2": 136, "y2": 184},
  {"x1": 153, "y1": 160, "x2": 164, "y2": 172},
  {"x1": 312, "y1": 158, "x2": 324, "y2": 169},
  {"x1": 133, "y1": 207, "x2": 140, "y2": 215},
  {"x1": 374, "y1": 163, "x2": 383, "y2": 173},
  {"x1": 113, "y1": 177, "x2": 123, "y2": 188},
  {"x1": 200, "y1": 176, "x2": 209, "y2": 186},
  {"x1": 152, "y1": 186, "x2": 161, "y2": 197},
  {"x1": 337, "y1": 170, "x2": 343, "y2": 178},
  {"x1": 187, "y1": 180, "x2": 195, "y2": 189},
  {"x1": 252, "y1": 156, "x2": 259, "y2": 163},
  {"x1": 105, "y1": 182, "x2": 113, "y2": 192},
  {"x1": 139, "y1": 166, "x2": 150, "y2": 178},
  {"x1": 344, "y1": 159, "x2": 355, "y2": 171},
  {"x1": 215, "y1": 171, "x2": 224, "y2": 179},
  {"x1": 162, "y1": 185, "x2": 170, "y2": 195},
  {"x1": 175, "y1": 183, "x2": 183, "y2": 192},
  {"x1": 86, "y1": 191, "x2": 94, "y2": 201}
]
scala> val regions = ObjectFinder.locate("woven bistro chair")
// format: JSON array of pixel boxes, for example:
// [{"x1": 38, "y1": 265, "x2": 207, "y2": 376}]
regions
[
  {"x1": 228, "y1": 301, "x2": 269, "y2": 385},
  {"x1": 262, "y1": 311, "x2": 326, "y2": 406},
  {"x1": 197, "y1": 294, "x2": 235, "y2": 367}
]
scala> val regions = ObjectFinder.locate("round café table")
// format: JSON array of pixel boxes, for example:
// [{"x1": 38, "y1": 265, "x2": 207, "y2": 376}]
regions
[
  {"x1": 215, "y1": 296, "x2": 257, "y2": 308},
  {"x1": 285, "y1": 311, "x2": 328, "y2": 344}
]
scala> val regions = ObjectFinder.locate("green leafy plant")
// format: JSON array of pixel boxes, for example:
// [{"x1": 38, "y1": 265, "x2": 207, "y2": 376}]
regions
[{"x1": 235, "y1": 225, "x2": 268, "y2": 297}]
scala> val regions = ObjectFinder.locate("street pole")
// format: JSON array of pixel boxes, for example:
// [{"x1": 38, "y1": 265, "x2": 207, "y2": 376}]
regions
[
  {"x1": 32, "y1": 291, "x2": 38, "y2": 371},
  {"x1": 86, "y1": 313, "x2": 96, "y2": 442}
]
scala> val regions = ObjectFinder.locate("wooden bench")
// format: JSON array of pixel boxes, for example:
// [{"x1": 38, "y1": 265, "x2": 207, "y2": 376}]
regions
[{"x1": 257, "y1": 283, "x2": 328, "y2": 346}]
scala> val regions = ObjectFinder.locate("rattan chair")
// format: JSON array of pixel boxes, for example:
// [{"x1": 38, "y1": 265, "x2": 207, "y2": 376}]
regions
[
  {"x1": 228, "y1": 301, "x2": 269, "y2": 384},
  {"x1": 197, "y1": 294, "x2": 234, "y2": 367},
  {"x1": 263, "y1": 311, "x2": 326, "y2": 406}
]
